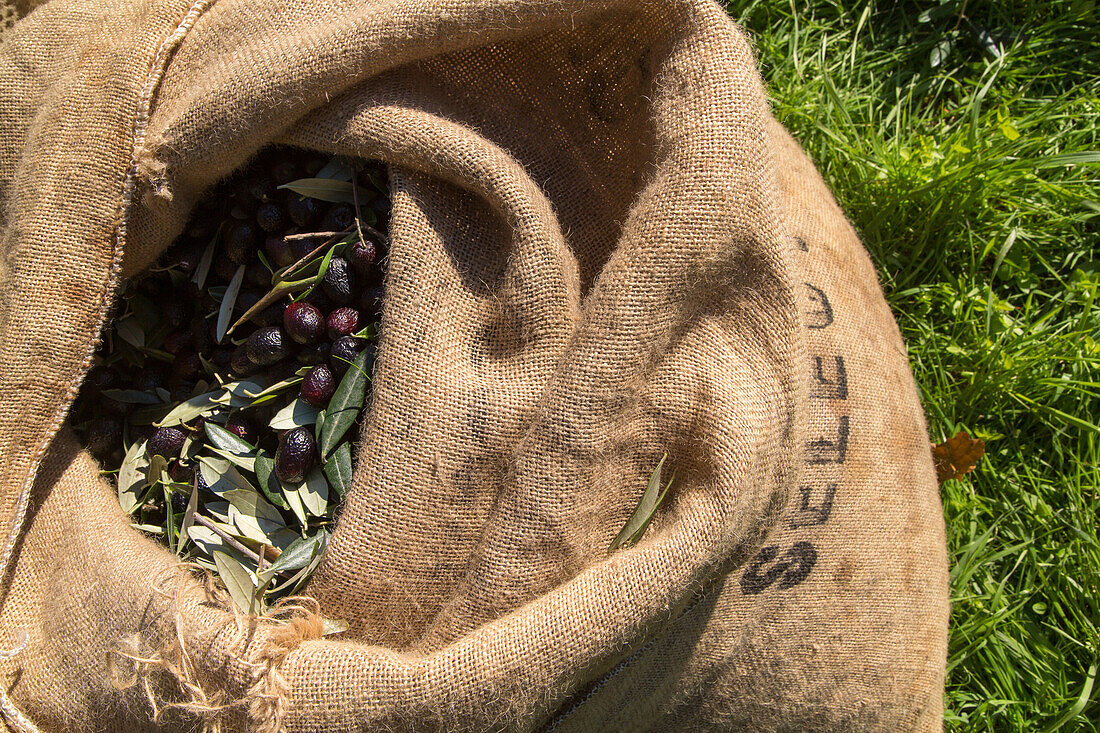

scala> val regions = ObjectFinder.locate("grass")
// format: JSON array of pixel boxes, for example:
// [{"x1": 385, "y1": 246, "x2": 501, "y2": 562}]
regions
[{"x1": 723, "y1": 1, "x2": 1099, "y2": 729}]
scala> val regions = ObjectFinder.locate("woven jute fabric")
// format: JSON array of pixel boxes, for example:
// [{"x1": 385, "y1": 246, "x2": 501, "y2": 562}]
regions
[{"x1": 0, "y1": 0, "x2": 949, "y2": 730}]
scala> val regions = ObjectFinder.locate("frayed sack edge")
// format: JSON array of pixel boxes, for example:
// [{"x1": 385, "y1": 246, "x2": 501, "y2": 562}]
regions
[{"x1": 107, "y1": 563, "x2": 323, "y2": 733}]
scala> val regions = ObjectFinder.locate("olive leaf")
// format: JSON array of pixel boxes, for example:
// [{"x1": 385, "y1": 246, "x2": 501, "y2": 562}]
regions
[
  {"x1": 197, "y1": 455, "x2": 255, "y2": 495},
  {"x1": 117, "y1": 441, "x2": 149, "y2": 514},
  {"x1": 277, "y1": 178, "x2": 354, "y2": 204},
  {"x1": 257, "y1": 531, "x2": 325, "y2": 583},
  {"x1": 253, "y1": 453, "x2": 289, "y2": 509},
  {"x1": 191, "y1": 230, "x2": 218, "y2": 290},
  {"x1": 208, "y1": 446, "x2": 256, "y2": 474},
  {"x1": 185, "y1": 522, "x2": 227, "y2": 556},
  {"x1": 212, "y1": 550, "x2": 261, "y2": 615},
  {"x1": 102, "y1": 389, "x2": 164, "y2": 405},
  {"x1": 269, "y1": 398, "x2": 320, "y2": 429},
  {"x1": 157, "y1": 390, "x2": 219, "y2": 426},
  {"x1": 224, "y1": 489, "x2": 291, "y2": 546},
  {"x1": 163, "y1": 485, "x2": 178, "y2": 546},
  {"x1": 176, "y1": 481, "x2": 199, "y2": 555},
  {"x1": 204, "y1": 421, "x2": 255, "y2": 455},
  {"x1": 283, "y1": 484, "x2": 308, "y2": 529},
  {"x1": 216, "y1": 264, "x2": 246, "y2": 343},
  {"x1": 323, "y1": 441, "x2": 353, "y2": 498},
  {"x1": 298, "y1": 467, "x2": 329, "y2": 517},
  {"x1": 312, "y1": 158, "x2": 354, "y2": 182},
  {"x1": 145, "y1": 454, "x2": 170, "y2": 490},
  {"x1": 115, "y1": 316, "x2": 145, "y2": 349},
  {"x1": 608, "y1": 454, "x2": 673, "y2": 553},
  {"x1": 244, "y1": 374, "x2": 305, "y2": 400},
  {"x1": 317, "y1": 346, "x2": 373, "y2": 460},
  {"x1": 215, "y1": 379, "x2": 268, "y2": 407}
]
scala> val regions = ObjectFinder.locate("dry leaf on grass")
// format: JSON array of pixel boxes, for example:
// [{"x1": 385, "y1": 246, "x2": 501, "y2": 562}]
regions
[{"x1": 932, "y1": 431, "x2": 986, "y2": 484}]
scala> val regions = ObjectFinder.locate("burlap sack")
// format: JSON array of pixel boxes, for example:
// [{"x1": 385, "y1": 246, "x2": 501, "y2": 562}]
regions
[{"x1": 0, "y1": 0, "x2": 949, "y2": 730}]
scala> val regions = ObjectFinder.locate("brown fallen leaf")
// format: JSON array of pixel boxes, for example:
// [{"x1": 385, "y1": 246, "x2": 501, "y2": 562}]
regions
[{"x1": 932, "y1": 431, "x2": 986, "y2": 484}]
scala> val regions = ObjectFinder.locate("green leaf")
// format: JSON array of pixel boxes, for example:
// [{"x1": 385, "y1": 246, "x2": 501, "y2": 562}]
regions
[
  {"x1": 212, "y1": 550, "x2": 260, "y2": 615},
  {"x1": 312, "y1": 158, "x2": 354, "y2": 182},
  {"x1": 176, "y1": 481, "x2": 199, "y2": 555},
  {"x1": 323, "y1": 441, "x2": 353, "y2": 498},
  {"x1": 318, "y1": 346, "x2": 373, "y2": 459},
  {"x1": 191, "y1": 229, "x2": 218, "y2": 290},
  {"x1": 225, "y1": 489, "x2": 290, "y2": 545},
  {"x1": 146, "y1": 454, "x2": 169, "y2": 489},
  {"x1": 258, "y1": 531, "x2": 325, "y2": 582},
  {"x1": 208, "y1": 447, "x2": 256, "y2": 473},
  {"x1": 115, "y1": 316, "x2": 145, "y2": 348},
  {"x1": 214, "y1": 379, "x2": 268, "y2": 407},
  {"x1": 277, "y1": 178, "x2": 354, "y2": 204},
  {"x1": 185, "y1": 522, "x2": 229, "y2": 556},
  {"x1": 253, "y1": 453, "x2": 289, "y2": 508},
  {"x1": 269, "y1": 398, "x2": 320, "y2": 429},
  {"x1": 608, "y1": 454, "x2": 673, "y2": 553},
  {"x1": 216, "y1": 264, "x2": 246, "y2": 343},
  {"x1": 102, "y1": 389, "x2": 164, "y2": 405},
  {"x1": 156, "y1": 390, "x2": 219, "y2": 426},
  {"x1": 117, "y1": 441, "x2": 149, "y2": 514},
  {"x1": 283, "y1": 484, "x2": 308, "y2": 528},
  {"x1": 298, "y1": 467, "x2": 329, "y2": 517},
  {"x1": 204, "y1": 421, "x2": 255, "y2": 454},
  {"x1": 197, "y1": 455, "x2": 255, "y2": 495},
  {"x1": 129, "y1": 293, "x2": 160, "y2": 333}
]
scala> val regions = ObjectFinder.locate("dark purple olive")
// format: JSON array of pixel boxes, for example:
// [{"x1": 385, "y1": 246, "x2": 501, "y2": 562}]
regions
[
  {"x1": 162, "y1": 330, "x2": 193, "y2": 355},
  {"x1": 289, "y1": 237, "x2": 318, "y2": 262},
  {"x1": 270, "y1": 159, "x2": 299, "y2": 184},
  {"x1": 234, "y1": 290, "x2": 264, "y2": 318},
  {"x1": 162, "y1": 297, "x2": 189, "y2": 329},
  {"x1": 169, "y1": 488, "x2": 190, "y2": 512},
  {"x1": 246, "y1": 326, "x2": 289, "y2": 367},
  {"x1": 255, "y1": 203, "x2": 289, "y2": 234},
  {"x1": 168, "y1": 460, "x2": 194, "y2": 486},
  {"x1": 320, "y1": 202, "x2": 355, "y2": 232},
  {"x1": 253, "y1": 302, "x2": 286, "y2": 328},
  {"x1": 275, "y1": 427, "x2": 316, "y2": 484},
  {"x1": 224, "y1": 413, "x2": 255, "y2": 444},
  {"x1": 230, "y1": 345, "x2": 255, "y2": 375},
  {"x1": 243, "y1": 174, "x2": 276, "y2": 203},
  {"x1": 264, "y1": 235, "x2": 296, "y2": 268},
  {"x1": 347, "y1": 239, "x2": 377, "y2": 276},
  {"x1": 149, "y1": 427, "x2": 187, "y2": 458},
  {"x1": 167, "y1": 241, "x2": 204, "y2": 274},
  {"x1": 329, "y1": 336, "x2": 361, "y2": 378},
  {"x1": 85, "y1": 417, "x2": 122, "y2": 459},
  {"x1": 283, "y1": 302, "x2": 324, "y2": 344},
  {"x1": 134, "y1": 366, "x2": 168, "y2": 394},
  {"x1": 299, "y1": 365, "x2": 336, "y2": 408},
  {"x1": 296, "y1": 341, "x2": 331, "y2": 365},
  {"x1": 170, "y1": 351, "x2": 203, "y2": 382},
  {"x1": 321, "y1": 257, "x2": 354, "y2": 304},
  {"x1": 326, "y1": 307, "x2": 360, "y2": 340},
  {"x1": 224, "y1": 220, "x2": 259, "y2": 265},
  {"x1": 359, "y1": 285, "x2": 385, "y2": 316},
  {"x1": 286, "y1": 196, "x2": 321, "y2": 228},
  {"x1": 245, "y1": 261, "x2": 271, "y2": 288}
]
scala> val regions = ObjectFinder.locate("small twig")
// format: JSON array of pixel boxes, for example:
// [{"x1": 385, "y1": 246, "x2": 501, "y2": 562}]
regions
[
  {"x1": 284, "y1": 231, "x2": 343, "y2": 241},
  {"x1": 192, "y1": 514, "x2": 261, "y2": 564},
  {"x1": 280, "y1": 228, "x2": 351, "y2": 280},
  {"x1": 351, "y1": 177, "x2": 367, "y2": 251}
]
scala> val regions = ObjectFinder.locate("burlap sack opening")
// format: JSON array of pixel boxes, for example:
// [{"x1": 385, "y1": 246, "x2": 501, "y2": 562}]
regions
[{"x1": 0, "y1": 0, "x2": 948, "y2": 730}]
